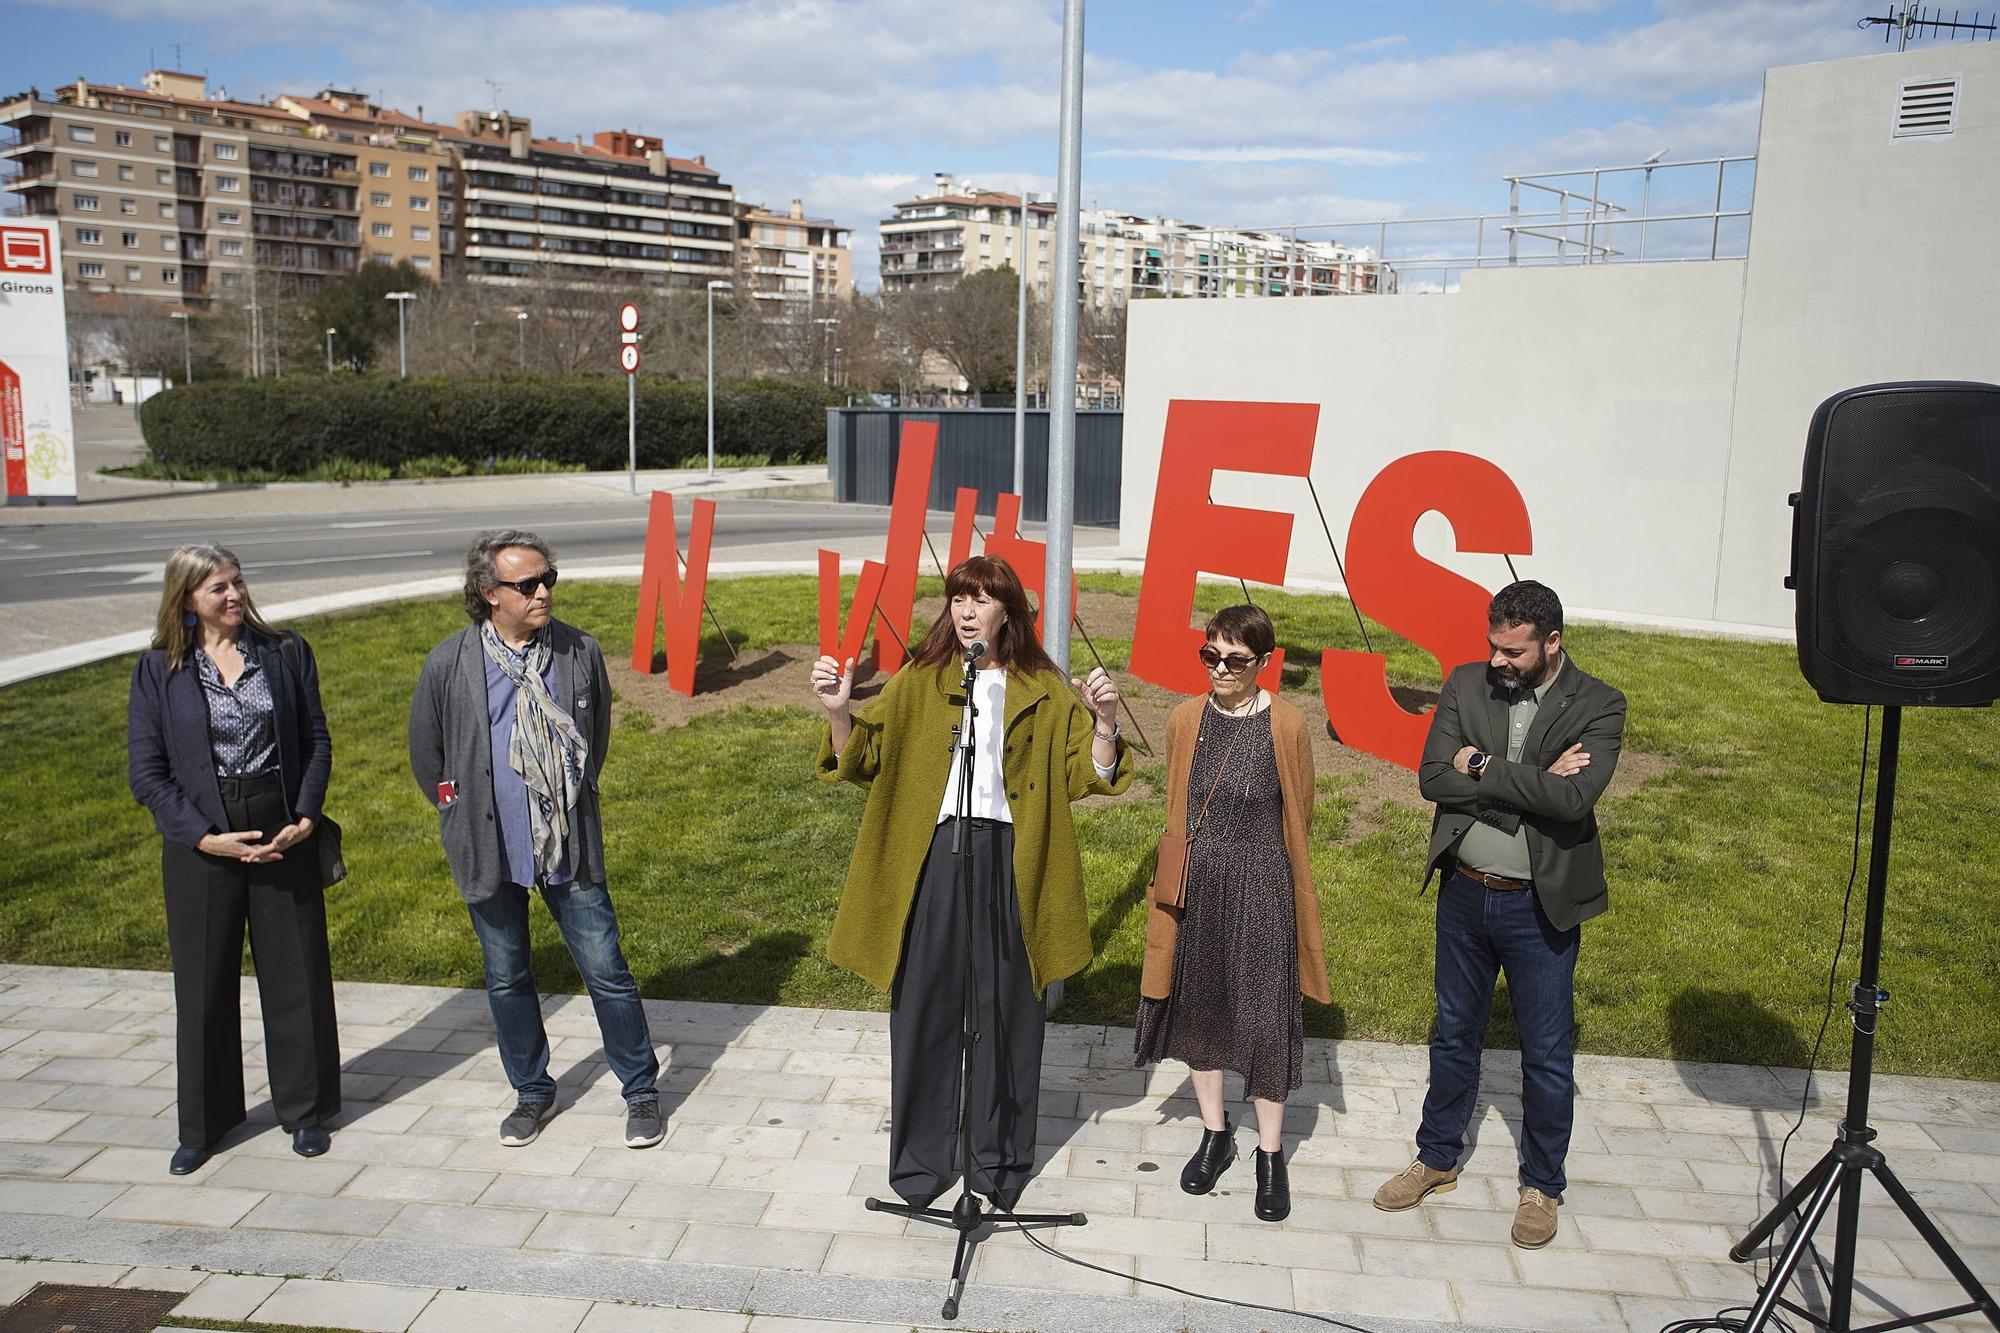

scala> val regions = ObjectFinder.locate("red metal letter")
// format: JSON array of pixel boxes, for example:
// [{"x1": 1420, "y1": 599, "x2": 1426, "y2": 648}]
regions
[
  {"x1": 986, "y1": 492, "x2": 1077, "y2": 642},
  {"x1": 1320, "y1": 451, "x2": 1533, "y2": 770},
  {"x1": 818, "y1": 551, "x2": 889, "y2": 667},
  {"x1": 873, "y1": 421, "x2": 937, "y2": 673},
  {"x1": 630, "y1": 492, "x2": 716, "y2": 696},
  {"x1": 947, "y1": 486, "x2": 979, "y2": 572},
  {"x1": 1129, "y1": 400, "x2": 1310, "y2": 694}
]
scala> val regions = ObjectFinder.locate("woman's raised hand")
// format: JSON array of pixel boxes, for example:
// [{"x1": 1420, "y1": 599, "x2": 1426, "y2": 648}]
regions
[{"x1": 810, "y1": 654, "x2": 856, "y2": 714}]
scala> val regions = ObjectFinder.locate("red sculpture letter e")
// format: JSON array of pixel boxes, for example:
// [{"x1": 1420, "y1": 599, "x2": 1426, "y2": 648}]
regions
[
  {"x1": 1320, "y1": 452, "x2": 1532, "y2": 770},
  {"x1": 1130, "y1": 400, "x2": 1313, "y2": 694}
]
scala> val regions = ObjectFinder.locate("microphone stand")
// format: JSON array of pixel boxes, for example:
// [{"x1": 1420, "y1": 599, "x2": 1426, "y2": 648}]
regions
[{"x1": 865, "y1": 643, "x2": 1087, "y2": 1321}]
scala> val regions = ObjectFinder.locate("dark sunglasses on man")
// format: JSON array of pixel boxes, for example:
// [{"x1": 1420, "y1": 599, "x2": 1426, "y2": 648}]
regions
[
  {"x1": 495, "y1": 568, "x2": 559, "y2": 598},
  {"x1": 1198, "y1": 646, "x2": 1262, "y2": 674}
]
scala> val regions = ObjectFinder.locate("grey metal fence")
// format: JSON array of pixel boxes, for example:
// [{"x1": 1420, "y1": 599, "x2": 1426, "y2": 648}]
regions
[{"x1": 826, "y1": 408, "x2": 1123, "y2": 527}]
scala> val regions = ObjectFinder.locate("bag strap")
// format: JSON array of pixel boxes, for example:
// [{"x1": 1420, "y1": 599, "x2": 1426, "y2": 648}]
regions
[{"x1": 1188, "y1": 698, "x2": 1251, "y2": 843}]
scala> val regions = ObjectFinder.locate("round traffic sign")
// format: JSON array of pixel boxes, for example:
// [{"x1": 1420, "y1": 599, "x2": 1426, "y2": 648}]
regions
[
  {"x1": 618, "y1": 302, "x2": 640, "y2": 333},
  {"x1": 619, "y1": 343, "x2": 641, "y2": 374}
]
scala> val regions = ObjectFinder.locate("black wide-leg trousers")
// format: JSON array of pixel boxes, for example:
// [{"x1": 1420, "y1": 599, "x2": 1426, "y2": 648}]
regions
[
  {"x1": 888, "y1": 817, "x2": 1044, "y2": 1210},
  {"x1": 162, "y1": 772, "x2": 341, "y2": 1149}
]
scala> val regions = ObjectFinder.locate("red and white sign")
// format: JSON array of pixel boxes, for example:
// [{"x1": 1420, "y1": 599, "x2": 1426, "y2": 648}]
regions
[
  {"x1": 619, "y1": 342, "x2": 641, "y2": 374},
  {"x1": 618, "y1": 301, "x2": 639, "y2": 333},
  {"x1": 1, "y1": 227, "x2": 52, "y2": 274},
  {"x1": 0, "y1": 224, "x2": 77, "y2": 504}
]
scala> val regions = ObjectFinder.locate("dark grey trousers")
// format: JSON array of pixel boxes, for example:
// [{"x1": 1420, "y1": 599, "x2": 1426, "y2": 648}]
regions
[
  {"x1": 162, "y1": 772, "x2": 341, "y2": 1148},
  {"x1": 889, "y1": 818, "x2": 1044, "y2": 1210}
]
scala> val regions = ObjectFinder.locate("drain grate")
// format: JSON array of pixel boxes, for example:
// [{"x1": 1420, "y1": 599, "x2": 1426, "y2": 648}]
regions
[{"x1": 0, "y1": 1283, "x2": 187, "y2": 1333}]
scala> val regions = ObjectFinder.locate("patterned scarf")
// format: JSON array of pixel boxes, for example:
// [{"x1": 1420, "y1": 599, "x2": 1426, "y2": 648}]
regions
[{"x1": 479, "y1": 621, "x2": 589, "y2": 881}]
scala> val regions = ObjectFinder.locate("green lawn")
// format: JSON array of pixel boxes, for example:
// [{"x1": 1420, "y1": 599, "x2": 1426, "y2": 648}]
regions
[{"x1": 2, "y1": 574, "x2": 1995, "y2": 1081}]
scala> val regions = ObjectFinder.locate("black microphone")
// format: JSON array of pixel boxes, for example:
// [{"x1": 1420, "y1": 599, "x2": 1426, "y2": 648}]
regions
[{"x1": 963, "y1": 637, "x2": 990, "y2": 664}]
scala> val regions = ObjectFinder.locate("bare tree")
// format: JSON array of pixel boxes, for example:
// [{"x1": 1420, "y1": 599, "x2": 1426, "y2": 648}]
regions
[
  {"x1": 1077, "y1": 299, "x2": 1128, "y2": 406},
  {"x1": 887, "y1": 265, "x2": 1023, "y2": 402}
]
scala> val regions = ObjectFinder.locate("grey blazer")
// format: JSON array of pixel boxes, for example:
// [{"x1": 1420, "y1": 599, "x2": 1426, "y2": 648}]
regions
[
  {"x1": 1417, "y1": 656, "x2": 1627, "y2": 932},
  {"x1": 406, "y1": 620, "x2": 613, "y2": 903}
]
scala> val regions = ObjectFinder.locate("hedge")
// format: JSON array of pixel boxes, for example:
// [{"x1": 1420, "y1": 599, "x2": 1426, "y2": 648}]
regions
[{"x1": 138, "y1": 375, "x2": 844, "y2": 475}]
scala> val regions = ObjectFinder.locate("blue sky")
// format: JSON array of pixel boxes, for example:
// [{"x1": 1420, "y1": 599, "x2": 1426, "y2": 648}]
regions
[{"x1": 2, "y1": 0, "x2": 1890, "y2": 286}]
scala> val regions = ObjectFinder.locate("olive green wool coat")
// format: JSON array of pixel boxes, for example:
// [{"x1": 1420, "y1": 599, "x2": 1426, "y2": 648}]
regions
[{"x1": 816, "y1": 662, "x2": 1134, "y2": 996}]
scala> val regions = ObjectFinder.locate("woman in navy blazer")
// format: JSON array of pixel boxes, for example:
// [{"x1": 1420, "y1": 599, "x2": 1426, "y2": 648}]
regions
[{"x1": 127, "y1": 544, "x2": 341, "y2": 1174}]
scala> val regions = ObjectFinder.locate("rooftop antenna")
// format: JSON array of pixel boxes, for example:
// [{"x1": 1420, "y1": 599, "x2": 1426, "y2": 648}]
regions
[
  {"x1": 484, "y1": 79, "x2": 504, "y2": 114},
  {"x1": 1858, "y1": 3, "x2": 1996, "y2": 49}
]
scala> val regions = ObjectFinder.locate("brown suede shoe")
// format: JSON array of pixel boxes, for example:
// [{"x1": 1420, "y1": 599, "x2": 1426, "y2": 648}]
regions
[
  {"x1": 1371, "y1": 1159, "x2": 1460, "y2": 1211},
  {"x1": 1511, "y1": 1186, "x2": 1560, "y2": 1248}
]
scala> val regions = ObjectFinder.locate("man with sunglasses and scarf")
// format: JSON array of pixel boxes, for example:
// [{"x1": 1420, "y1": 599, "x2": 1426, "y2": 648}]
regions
[{"x1": 409, "y1": 530, "x2": 662, "y2": 1150}]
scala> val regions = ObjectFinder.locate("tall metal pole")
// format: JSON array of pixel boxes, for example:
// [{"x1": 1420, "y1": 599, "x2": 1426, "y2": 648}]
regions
[
  {"x1": 627, "y1": 366, "x2": 637, "y2": 495},
  {"x1": 706, "y1": 283, "x2": 718, "y2": 477},
  {"x1": 1014, "y1": 187, "x2": 1030, "y2": 498},
  {"x1": 325, "y1": 327, "x2": 334, "y2": 374},
  {"x1": 1044, "y1": 0, "x2": 1085, "y2": 677},
  {"x1": 397, "y1": 301, "x2": 408, "y2": 378}
]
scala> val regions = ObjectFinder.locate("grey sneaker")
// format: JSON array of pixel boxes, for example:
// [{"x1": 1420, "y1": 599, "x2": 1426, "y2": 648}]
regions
[
  {"x1": 624, "y1": 1097, "x2": 664, "y2": 1149},
  {"x1": 499, "y1": 1099, "x2": 554, "y2": 1146}
]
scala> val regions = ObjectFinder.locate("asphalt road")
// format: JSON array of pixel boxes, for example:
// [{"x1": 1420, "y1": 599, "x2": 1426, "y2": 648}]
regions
[{"x1": 0, "y1": 498, "x2": 896, "y2": 606}]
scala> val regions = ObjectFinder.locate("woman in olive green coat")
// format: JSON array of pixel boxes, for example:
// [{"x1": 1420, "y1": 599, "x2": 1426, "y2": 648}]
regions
[{"x1": 812, "y1": 555, "x2": 1132, "y2": 1211}]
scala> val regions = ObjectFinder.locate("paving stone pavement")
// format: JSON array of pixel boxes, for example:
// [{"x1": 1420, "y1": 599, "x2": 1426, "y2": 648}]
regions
[{"x1": 0, "y1": 962, "x2": 1995, "y2": 1333}]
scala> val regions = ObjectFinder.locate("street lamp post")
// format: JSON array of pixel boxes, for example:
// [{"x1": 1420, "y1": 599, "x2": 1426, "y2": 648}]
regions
[
  {"x1": 813, "y1": 317, "x2": 840, "y2": 386},
  {"x1": 384, "y1": 290, "x2": 416, "y2": 378},
  {"x1": 168, "y1": 311, "x2": 191, "y2": 386},
  {"x1": 1091, "y1": 332, "x2": 1111, "y2": 407},
  {"x1": 707, "y1": 280, "x2": 733, "y2": 478},
  {"x1": 1639, "y1": 147, "x2": 1669, "y2": 263},
  {"x1": 325, "y1": 327, "x2": 336, "y2": 374},
  {"x1": 1015, "y1": 188, "x2": 1032, "y2": 496},
  {"x1": 471, "y1": 317, "x2": 480, "y2": 365},
  {"x1": 516, "y1": 311, "x2": 527, "y2": 371}
]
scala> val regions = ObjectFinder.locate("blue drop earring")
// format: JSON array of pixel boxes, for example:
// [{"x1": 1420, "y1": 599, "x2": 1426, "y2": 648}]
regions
[{"x1": 182, "y1": 611, "x2": 198, "y2": 627}]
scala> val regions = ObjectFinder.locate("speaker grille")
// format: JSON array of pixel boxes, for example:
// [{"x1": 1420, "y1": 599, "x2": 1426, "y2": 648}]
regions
[{"x1": 1801, "y1": 383, "x2": 2000, "y2": 706}]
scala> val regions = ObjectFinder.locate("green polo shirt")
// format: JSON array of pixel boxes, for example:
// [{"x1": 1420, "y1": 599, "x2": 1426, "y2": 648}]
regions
[{"x1": 1454, "y1": 654, "x2": 1565, "y2": 881}]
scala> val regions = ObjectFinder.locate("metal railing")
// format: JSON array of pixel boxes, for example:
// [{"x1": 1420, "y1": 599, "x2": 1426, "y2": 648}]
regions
[{"x1": 1159, "y1": 155, "x2": 1756, "y2": 296}]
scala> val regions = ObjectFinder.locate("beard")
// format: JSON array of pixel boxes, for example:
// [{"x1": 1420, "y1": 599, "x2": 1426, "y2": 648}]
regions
[{"x1": 1493, "y1": 648, "x2": 1549, "y2": 692}]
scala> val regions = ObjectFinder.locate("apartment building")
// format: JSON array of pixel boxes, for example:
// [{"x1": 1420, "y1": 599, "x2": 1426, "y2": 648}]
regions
[
  {"x1": 274, "y1": 91, "x2": 458, "y2": 278},
  {"x1": 735, "y1": 199, "x2": 852, "y2": 304},
  {"x1": 878, "y1": 173, "x2": 1382, "y2": 303},
  {"x1": 443, "y1": 115, "x2": 734, "y2": 291},
  {"x1": 879, "y1": 176, "x2": 1056, "y2": 297},
  {"x1": 0, "y1": 70, "x2": 366, "y2": 307}
]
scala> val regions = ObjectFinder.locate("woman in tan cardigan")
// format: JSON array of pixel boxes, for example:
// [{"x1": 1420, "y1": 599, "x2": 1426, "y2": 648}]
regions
[{"x1": 1135, "y1": 604, "x2": 1328, "y2": 1222}]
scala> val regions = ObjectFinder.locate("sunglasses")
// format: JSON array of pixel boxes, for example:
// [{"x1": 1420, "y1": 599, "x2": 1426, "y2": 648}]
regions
[
  {"x1": 495, "y1": 568, "x2": 559, "y2": 598},
  {"x1": 1198, "y1": 646, "x2": 1262, "y2": 674}
]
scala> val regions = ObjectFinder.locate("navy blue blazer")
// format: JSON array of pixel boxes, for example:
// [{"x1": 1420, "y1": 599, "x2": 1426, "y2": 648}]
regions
[{"x1": 127, "y1": 630, "x2": 332, "y2": 849}]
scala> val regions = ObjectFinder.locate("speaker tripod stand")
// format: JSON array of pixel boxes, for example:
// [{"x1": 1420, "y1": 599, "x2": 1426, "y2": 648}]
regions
[
  {"x1": 864, "y1": 649, "x2": 1086, "y2": 1320},
  {"x1": 1730, "y1": 707, "x2": 1999, "y2": 1333}
]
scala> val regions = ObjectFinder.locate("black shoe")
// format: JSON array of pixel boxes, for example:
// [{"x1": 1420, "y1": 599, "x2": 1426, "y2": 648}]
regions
[
  {"x1": 292, "y1": 1125, "x2": 330, "y2": 1158},
  {"x1": 1180, "y1": 1119, "x2": 1237, "y2": 1195},
  {"x1": 1254, "y1": 1146, "x2": 1290, "y2": 1222},
  {"x1": 168, "y1": 1145, "x2": 210, "y2": 1175}
]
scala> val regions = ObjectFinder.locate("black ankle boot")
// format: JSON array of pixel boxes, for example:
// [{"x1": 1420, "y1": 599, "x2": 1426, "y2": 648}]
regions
[
  {"x1": 1180, "y1": 1119, "x2": 1237, "y2": 1195},
  {"x1": 1254, "y1": 1146, "x2": 1290, "y2": 1221}
]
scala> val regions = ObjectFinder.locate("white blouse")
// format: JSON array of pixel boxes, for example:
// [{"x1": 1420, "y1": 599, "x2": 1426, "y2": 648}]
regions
[{"x1": 937, "y1": 668, "x2": 1012, "y2": 823}]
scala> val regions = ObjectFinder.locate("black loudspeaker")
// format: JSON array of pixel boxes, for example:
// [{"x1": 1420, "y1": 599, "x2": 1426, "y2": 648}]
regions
[{"x1": 1788, "y1": 381, "x2": 2000, "y2": 707}]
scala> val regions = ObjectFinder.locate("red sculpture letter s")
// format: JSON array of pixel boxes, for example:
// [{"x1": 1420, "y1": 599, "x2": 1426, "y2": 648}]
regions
[{"x1": 1320, "y1": 451, "x2": 1533, "y2": 770}]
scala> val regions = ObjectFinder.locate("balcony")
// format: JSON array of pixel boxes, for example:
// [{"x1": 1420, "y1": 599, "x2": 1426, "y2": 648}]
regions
[
  {"x1": 1, "y1": 201, "x2": 58, "y2": 218},
  {"x1": 0, "y1": 122, "x2": 53, "y2": 152}
]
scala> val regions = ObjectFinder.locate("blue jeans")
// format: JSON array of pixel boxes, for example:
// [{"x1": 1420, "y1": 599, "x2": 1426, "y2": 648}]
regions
[
  {"x1": 1415, "y1": 867, "x2": 1580, "y2": 1195},
  {"x1": 466, "y1": 880, "x2": 659, "y2": 1105}
]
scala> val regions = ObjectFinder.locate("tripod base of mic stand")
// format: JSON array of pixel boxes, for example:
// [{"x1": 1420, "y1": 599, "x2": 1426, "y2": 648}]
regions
[
  {"x1": 1730, "y1": 1131, "x2": 2000, "y2": 1332},
  {"x1": 865, "y1": 1192, "x2": 1088, "y2": 1320}
]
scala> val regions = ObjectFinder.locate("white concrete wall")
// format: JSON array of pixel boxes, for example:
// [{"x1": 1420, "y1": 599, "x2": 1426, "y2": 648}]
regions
[{"x1": 1119, "y1": 42, "x2": 2000, "y2": 636}]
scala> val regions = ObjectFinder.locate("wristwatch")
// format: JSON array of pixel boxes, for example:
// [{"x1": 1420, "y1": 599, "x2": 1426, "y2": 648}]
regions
[{"x1": 1467, "y1": 751, "x2": 1490, "y2": 781}]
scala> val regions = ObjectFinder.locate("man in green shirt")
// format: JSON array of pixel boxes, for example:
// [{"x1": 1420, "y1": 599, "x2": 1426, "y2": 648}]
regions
[{"x1": 1372, "y1": 581, "x2": 1627, "y2": 1251}]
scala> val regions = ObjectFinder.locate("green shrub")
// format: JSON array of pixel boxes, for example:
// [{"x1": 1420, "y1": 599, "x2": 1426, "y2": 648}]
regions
[
  {"x1": 486, "y1": 454, "x2": 587, "y2": 475},
  {"x1": 139, "y1": 375, "x2": 841, "y2": 476},
  {"x1": 398, "y1": 454, "x2": 471, "y2": 478},
  {"x1": 304, "y1": 457, "x2": 394, "y2": 483}
]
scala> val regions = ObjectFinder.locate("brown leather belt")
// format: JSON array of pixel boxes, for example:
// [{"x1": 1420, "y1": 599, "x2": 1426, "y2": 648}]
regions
[{"x1": 1451, "y1": 861, "x2": 1534, "y2": 892}]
